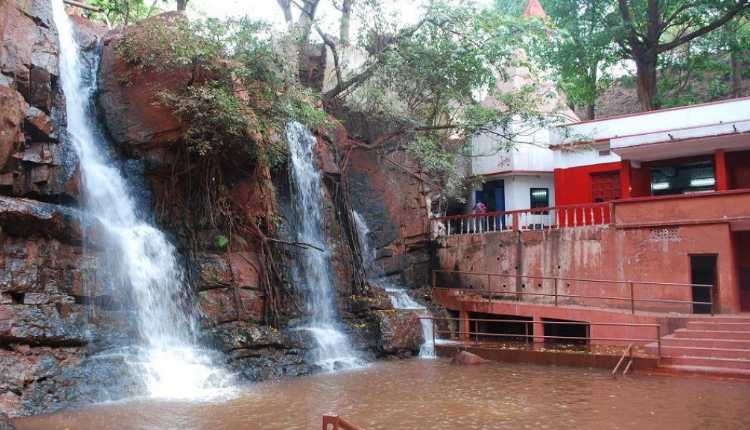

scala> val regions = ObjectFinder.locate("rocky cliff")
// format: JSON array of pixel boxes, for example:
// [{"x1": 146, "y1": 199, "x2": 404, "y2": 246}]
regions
[{"x1": 0, "y1": 2, "x2": 433, "y2": 418}]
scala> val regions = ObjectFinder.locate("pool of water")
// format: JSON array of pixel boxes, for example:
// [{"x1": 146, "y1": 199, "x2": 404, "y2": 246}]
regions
[{"x1": 15, "y1": 359, "x2": 750, "y2": 429}]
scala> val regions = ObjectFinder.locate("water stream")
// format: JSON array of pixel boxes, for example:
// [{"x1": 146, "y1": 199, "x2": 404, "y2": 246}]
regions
[
  {"x1": 52, "y1": 0, "x2": 233, "y2": 399},
  {"x1": 286, "y1": 122, "x2": 363, "y2": 371},
  {"x1": 352, "y1": 211, "x2": 435, "y2": 358}
]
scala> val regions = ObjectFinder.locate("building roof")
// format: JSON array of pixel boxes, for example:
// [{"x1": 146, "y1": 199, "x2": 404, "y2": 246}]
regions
[
  {"x1": 549, "y1": 96, "x2": 750, "y2": 162},
  {"x1": 523, "y1": 0, "x2": 547, "y2": 19}
]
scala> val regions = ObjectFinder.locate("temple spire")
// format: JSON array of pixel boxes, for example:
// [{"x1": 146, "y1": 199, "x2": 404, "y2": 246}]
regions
[{"x1": 523, "y1": 0, "x2": 547, "y2": 19}]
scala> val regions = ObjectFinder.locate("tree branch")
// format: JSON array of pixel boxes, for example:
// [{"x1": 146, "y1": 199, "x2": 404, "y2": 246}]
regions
[{"x1": 658, "y1": 1, "x2": 750, "y2": 53}]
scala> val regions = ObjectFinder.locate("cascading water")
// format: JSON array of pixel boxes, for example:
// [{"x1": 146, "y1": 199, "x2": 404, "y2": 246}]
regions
[
  {"x1": 51, "y1": 0, "x2": 233, "y2": 398},
  {"x1": 352, "y1": 212, "x2": 436, "y2": 358},
  {"x1": 286, "y1": 121, "x2": 363, "y2": 371}
]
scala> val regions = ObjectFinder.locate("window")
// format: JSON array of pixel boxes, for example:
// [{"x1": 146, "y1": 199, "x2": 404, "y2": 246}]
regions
[
  {"x1": 530, "y1": 188, "x2": 549, "y2": 209},
  {"x1": 650, "y1": 160, "x2": 715, "y2": 196}
]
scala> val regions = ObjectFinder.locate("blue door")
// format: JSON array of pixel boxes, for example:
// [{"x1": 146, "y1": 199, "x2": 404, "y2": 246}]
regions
[{"x1": 492, "y1": 181, "x2": 505, "y2": 229}]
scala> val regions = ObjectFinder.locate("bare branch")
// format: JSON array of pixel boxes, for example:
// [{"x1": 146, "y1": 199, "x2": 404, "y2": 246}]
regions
[{"x1": 658, "y1": 1, "x2": 750, "y2": 53}]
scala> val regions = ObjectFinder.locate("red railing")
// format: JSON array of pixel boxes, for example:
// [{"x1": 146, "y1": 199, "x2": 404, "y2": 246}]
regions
[
  {"x1": 432, "y1": 270, "x2": 715, "y2": 315},
  {"x1": 431, "y1": 202, "x2": 612, "y2": 237},
  {"x1": 323, "y1": 415, "x2": 362, "y2": 430}
]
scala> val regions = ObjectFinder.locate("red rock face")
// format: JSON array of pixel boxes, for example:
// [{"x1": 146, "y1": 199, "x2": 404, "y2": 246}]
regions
[
  {"x1": 0, "y1": 85, "x2": 27, "y2": 171},
  {"x1": 333, "y1": 122, "x2": 432, "y2": 288},
  {"x1": 97, "y1": 14, "x2": 192, "y2": 151}
]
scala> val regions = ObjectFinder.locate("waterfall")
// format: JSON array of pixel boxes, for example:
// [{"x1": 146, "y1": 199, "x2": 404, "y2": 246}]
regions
[
  {"x1": 286, "y1": 122, "x2": 363, "y2": 371},
  {"x1": 352, "y1": 211, "x2": 436, "y2": 358},
  {"x1": 51, "y1": 0, "x2": 233, "y2": 399}
]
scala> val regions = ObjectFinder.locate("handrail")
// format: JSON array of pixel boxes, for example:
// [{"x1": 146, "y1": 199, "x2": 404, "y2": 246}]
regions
[
  {"x1": 612, "y1": 343, "x2": 633, "y2": 378},
  {"x1": 431, "y1": 202, "x2": 611, "y2": 221},
  {"x1": 323, "y1": 415, "x2": 362, "y2": 430},
  {"x1": 432, "y1": 270, "x2": 713, "y2": 289},
  {"x1": 432, "y1": 269, "x2": 714, "y2": 315},
  {"x1": 422, "y1": 317, "x2": 662, "y2": 359}
]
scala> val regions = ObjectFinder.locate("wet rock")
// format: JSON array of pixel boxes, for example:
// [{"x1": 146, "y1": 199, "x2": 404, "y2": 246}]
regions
[
  {"x1": 205, "y1": 321, "x2": 299, "y2": 352},
  {"x1": 17, "y1": 347, "x2": 143, "y2": 417},
  {"x1": 451, "y1": 351, "x2": 489, "y2": 365},
  {"x1": 0, "y1": 86, "x2": 28, "y2": 171},
  {"x1": 227, "y1": 252, "x2": 260, "y2": 289},
  {"x1": 0, "y1": 304, "x2": 89, "y2": 346},
  {"x1": 23, "y1": 106, "x2": 56, "y2": 141},
  {"x1": 375, "y1": 309, "x2": 422, "y2": 355},
  {"x1": 197, "y1": 287, "x2": 265, "y2": 326},
  {"x1": 194, "y1": 253, "x2": 232, "y2": 289},
  {"x1": 0, "y1": 196, "x2": 81, "y2": 243},
  {"x1": 0, "y1": 412, "x2": 15, "y2": 430}
]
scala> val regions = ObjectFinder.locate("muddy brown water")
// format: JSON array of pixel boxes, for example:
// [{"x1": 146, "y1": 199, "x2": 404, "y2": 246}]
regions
[{"x1": 15, "y1": 359, "x2": 750, "y2": 430}]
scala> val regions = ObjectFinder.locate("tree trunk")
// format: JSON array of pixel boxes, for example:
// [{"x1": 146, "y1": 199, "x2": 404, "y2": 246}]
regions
[
  {"x1": 176, "y1": 0, "x2": 188, "y2": 12},
  {"x1": 585, "y1": 103, "x2": 595, "y2": 120},
  {"x1": 276, "y1": 0, "x2": 293, "y2": 27},
  {"x1": 731, "y1": 50, "x2": 744, "y2": 98},
  {"x1": 339, "y1": 0, "x2": 353, "y2": 46},
  {"x1": 634, "y1": 54, "x2": 658, "y2": 111}
]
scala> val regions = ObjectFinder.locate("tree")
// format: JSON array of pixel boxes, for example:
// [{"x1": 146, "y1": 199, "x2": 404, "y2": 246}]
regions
[
  {"x1": 88, "y1": 0, "x2": 160, "y2": 27},
  {"x1": 273, "y1": 0, "x2": 550, "y2": 199},
  {"x1": 612, "y1": 0, "x2": 750, "y2": 111},
  {"x1": 536, "y1": 0, "x2": 617, "y2": 119},
  {"x1": 176, "y1": 0, "x2": 188, "y2": 11}
]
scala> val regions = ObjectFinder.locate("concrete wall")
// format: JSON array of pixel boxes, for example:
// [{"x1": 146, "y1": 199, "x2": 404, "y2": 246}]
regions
[{"x1": 435, "y1": 223, "x2": 741, "y2": 314}]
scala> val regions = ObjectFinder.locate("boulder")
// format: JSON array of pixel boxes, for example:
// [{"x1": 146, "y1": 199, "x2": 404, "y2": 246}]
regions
[
  {"x1": 205, "y1": 321, "x2": 300, "y2": 352},
  {"x1": 451, "y1": 351, "x2": 489, "y2": 365},
  {"x1": 375, "y1": 309, "x2": 422, "y2": 355},
  {"x1": 0, "y1": 196, "x2": 81, "y2": 243},
  {"x1": 0, "y1": 86, "x2": 27, "y2": 171}
]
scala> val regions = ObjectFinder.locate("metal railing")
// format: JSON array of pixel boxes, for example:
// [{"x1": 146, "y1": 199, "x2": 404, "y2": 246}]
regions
[
  {"x1": 432, "y1": 270, "x2": 715, "y2": 315},
  {"x1": 431, "y1": 202, "x2": 612, "y2": 237},
  {"x1": 323, "y1": 415, "x2": 362, "y2": 430},
  {"x1": 422, "y1": 316, "x2": 662, "y2": 359}
]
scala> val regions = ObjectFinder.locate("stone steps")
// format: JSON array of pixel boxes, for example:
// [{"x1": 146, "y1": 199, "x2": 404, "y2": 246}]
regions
[
  {"x1": 686, "y1": 321, "x2": 750, "y2": 331},
  {"x1": 660, "y1": 356, "x2": 750, "y2": 370},
  {"x1": 672, "y1": 328, "x2": 750, "y2": 340},
  {"x1": 653, "y1": 316, "x2": 750, "y2": 377},
  {"x1": 659, "y1": 345, "x2": 750, "y2": 360},
  {"x1": 660, "y1": 337, "x2": 750, "y2": 349}
]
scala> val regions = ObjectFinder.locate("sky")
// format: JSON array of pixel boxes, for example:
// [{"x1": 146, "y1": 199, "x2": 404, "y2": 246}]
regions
[{"x1": 186, "y1": 0, "x2": 430, "y2": 30}]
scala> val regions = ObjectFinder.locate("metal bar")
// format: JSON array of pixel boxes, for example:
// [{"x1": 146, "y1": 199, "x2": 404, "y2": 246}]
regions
[
  {"x1": 422, "y1": 316, "x2": 660, "y2": 328},
  {"x1": 554, "y1": 278, "x2": 558, "y2": 306},
  {"x1": 432, "y1": 330, "x2": 657, "y2": 344},
  {"x1": 435, "y1": 287, "x2": 714, "y2": 307},
  {"x1": 657, "y1": 325, "x2": 662, "y2": 364},
  {"x1": 432, "y1": 269, "x2": 713, "y2": 288}
]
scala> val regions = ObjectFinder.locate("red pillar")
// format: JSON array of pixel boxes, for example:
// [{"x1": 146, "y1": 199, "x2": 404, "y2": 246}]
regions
[
  {"x1": 459, "y1": 309, "x2": 470, "y2": 341},
  {"x1": 620, "y1": 160, "x2": 632, "y2": 199},
  {"x1": 715, "y1": 150, "x2": 728, "y2": 191}
]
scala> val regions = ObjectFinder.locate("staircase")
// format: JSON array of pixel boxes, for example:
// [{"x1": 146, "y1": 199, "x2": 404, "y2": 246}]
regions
[{"x1": 650, "y1": 316, "x2": 750, "y2": 377}]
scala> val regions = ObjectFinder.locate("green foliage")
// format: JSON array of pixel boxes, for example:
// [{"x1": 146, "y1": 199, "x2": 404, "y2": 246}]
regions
[
  {"x1": 213, "y1": 234, "x2": 229, "y2": 250},
  {"x1": 342, "y1": 1, "x2": 550, "y2": 200},
  {"x1": 117, "y1": 16, "x2": 329, "y2": 167},
  {"x1": 533, "y1": 0, "x2": 617, "y2": 118},
  {"x1": 87, "y1": 0, "x2": 160, "y2": 27}
]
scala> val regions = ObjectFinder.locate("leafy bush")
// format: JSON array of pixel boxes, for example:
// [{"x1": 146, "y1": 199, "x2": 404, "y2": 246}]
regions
[{"x1": 117, "y1": 16, "x2": 329, "y2": 167}]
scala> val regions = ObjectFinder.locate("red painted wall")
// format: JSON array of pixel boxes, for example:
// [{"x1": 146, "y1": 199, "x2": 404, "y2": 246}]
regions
[
  {"x1": 727, "y1": 150, "x2": 750, "y2": 189},
  {"x1": 554, "y1": 162, "x2": 621, "y2": 205}
]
